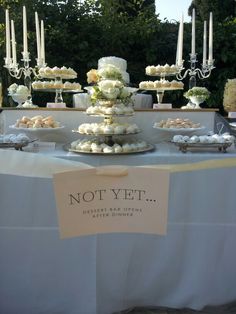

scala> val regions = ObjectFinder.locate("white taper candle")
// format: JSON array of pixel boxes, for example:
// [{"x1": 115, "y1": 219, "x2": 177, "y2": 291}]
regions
[
  {"x1": 35, "y1": 12, "x2": 41, "y2": 61},
  {"x1": 208, "y1": 12, "x2": 213, "y2": 63},
  {"x1": 23, "y1": 6, "x2": 28, "y2": 55},
  {"x1": 177, "y1": 14, "x2": 184, "y2": 67},
  {"x1": 40, "y1": 20, "x2": 45, "y2": 64},
  {"x1": 11, "y1": 20, "x2": 17, "y2": 67},
  {"x1": 203, "y1": 21, "x2": 207, "y2": 67},
  {"x1": 176, "y1": 21, "x2": 180, "y2": 65},
  {"x1": 191, "y1": 8, "x2": 196, "y2": 55},
  {"x1": 5, "y1": 9, "x2": 11, "y2": 62}
]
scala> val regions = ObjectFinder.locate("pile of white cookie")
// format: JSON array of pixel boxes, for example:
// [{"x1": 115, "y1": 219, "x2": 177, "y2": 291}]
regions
[
  {"x1": 154, "y1": 118, "x2": 201, "y2": 129},
  {"x1": 71, "y1": 138, "x2": 148, "y2": 153},
  {"x1": 13, "y1": 115, "x2": 61, "y2": 129},
  {"x1": 32, "y1": 81, "x2": 81, "y2": 90},
  {"x1": 86, "y1": 104, "x2": 134, "y2": 115},
  {"x1": 0, "y1": 133, "x2": 30, "y2": 143},
  {"x1": 38, "y1": 66, "x2": 77, "y2": 79},
  {"x1": 172, "y1": 133, "x2": 235, "y2": 144},
  {"x1": 77, "y1": 122, "x2": 140, "y2": 135},
  {"x1": 145, "y1": 64, "x2": 179, "y2": 76},
  {"x1": 139, "y1": 80, "x2": 183, "y2": 90}
]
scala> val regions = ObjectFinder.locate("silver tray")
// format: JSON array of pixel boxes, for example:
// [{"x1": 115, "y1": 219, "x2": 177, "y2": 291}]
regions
[
  {"x1": 72, "y1": 129, "x2": 141, "y2": 136},
  {"x1": 64, "y1": 143, "x2": 154, "y2": 155},
  {"x1": 85, "y1": 113, "x2": 134, "y2": 117},
  {"x1": 0, "y1": 139, "x2": 38, "y2": 151},
  {"x1": 33, "y1": 88, "x2": 82, "y2": 93},
  {"x1": 172, "y1": 141, "x2": 232, "y2": 153},
  {"x1": 140, "y1": 87, "x2": 183, "y2": 91}
]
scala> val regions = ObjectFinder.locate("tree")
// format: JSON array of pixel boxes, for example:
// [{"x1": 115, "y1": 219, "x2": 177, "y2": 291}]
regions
[
  {"x1": 116, "y1": 0, "x2": 155, "y2": 16},
  {"x1": 0, "y1": 0, "x2": 162, "y2": 106},
  {"x1": 188, "y1": 0, "x2": 236, "y2": 22}
]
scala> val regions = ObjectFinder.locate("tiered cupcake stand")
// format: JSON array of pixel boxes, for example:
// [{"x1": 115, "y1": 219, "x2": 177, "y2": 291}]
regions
[
  {"x1": 141, "y1": 69, "x2": 183, "y2": 104},
  {"x1": 33, "y1": 72, "x2": 82, "y2": 103},
  {"x1": 69, "y1": 99, "x2": 154, "y2": 155}
]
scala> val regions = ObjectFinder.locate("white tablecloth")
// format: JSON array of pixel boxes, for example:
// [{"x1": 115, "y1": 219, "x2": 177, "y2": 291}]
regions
[{"x1": 0, "y1": 151, "x2": 236, "y2": 314}]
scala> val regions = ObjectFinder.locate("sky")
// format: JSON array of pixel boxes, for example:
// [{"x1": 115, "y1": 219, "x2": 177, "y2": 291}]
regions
[{"x1": 155, "y1": 0, "x2": 192, "y2": 22}]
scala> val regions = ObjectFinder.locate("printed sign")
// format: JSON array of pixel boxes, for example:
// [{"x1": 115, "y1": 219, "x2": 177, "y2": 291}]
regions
[{"x1": 53, "y1": 166, "x2": 170, "y2": 238}]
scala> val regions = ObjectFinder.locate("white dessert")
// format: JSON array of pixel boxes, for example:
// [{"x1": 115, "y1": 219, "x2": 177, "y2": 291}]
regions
[
  {"x1": 155, "y1": 118, "x2": 201, "y2": 129},
  {"x1": 98, "y1": 56, "x2": 127, "y2": 71},
  {"x1": 0, "y1": 133, "x2": 30, "y2": 144},
  {"x1": 70, "y1": 139, "x2": 149, "y2": 153},
  {"x1": 97, "y1": 56, "x2": 130, "y2": 84},
  {"x1": 145, "y1": 63, "x2": 179, "y2": 76},
  {"x1": 13, "y1": 115, "x2": 60, "y2": 129},
  {"x1": 38, "y1": 66, "x2": 77, "y2": 79},
  {"x1": 139, "y1": 79, "x2": 183, "y2": 90},
  {"x1": 77, "y1": 122, "x2": 139, "y2": 135},
  {"x1": 172, "y1": 133, "x2": 235, "y2": 144},
  {"x1": 86, "y1": 104, "x2": 134, "y2": 116}
]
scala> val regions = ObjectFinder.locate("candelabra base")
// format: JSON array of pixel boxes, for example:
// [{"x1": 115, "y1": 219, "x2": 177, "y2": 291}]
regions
[
  {"x1": 18, "y1": 99, "x2": 38, "y2": 108},
  {"x1": 181, "y1": 102, "x2": 198, "y2": 110}
]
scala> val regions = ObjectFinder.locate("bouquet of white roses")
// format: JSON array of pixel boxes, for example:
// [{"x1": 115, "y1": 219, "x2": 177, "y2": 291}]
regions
[
  {"x1": 88, "y1": 79, "x2": 134, "y2": 104},
  {"x1": 87, "y1": 64, "x2": 123, "y2": 84},
  {"x1": 8, "y1": 83, "x2": 30, "y2": 97}
]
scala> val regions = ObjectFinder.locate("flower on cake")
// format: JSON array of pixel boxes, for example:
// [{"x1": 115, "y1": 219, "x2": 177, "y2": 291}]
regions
[
  {"x1": 89, "y1": 79, "x2": 132, "y2": 104},
  {"x1": 87, "y1": 69, "x2": 99, "y2": 84},
  {"x1": 86, "y1": 61, "x2": 136, "y2": 105},
  {"x1": 184, "y1": 87, "x2": 210, "y2": 99},
  {"x1": 87, "y1": 64, "x2": 123, "y2": 84}
]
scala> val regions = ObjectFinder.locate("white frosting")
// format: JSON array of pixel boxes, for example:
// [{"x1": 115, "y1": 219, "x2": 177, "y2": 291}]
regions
[
  {"x1": 172, "y1": 133, "x2": 235, "y2": 144},
  {"x1": 98, "y1": 56, "x2": 129, "y2": 84},
  {"x1": 98, "y1": 56, "x2": 127, "y2": 71},
  {"x1": 70, "y1": 139, "x2": 148, "y2": 153}
]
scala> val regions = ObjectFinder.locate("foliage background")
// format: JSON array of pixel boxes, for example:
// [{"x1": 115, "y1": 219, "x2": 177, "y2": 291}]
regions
[{"x1": 0, "y1": 0, "x2": 236, "y2": 113}]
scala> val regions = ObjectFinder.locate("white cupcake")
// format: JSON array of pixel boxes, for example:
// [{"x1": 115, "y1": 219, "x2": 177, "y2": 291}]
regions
[
  {"x1": 103, "y1": 125, "x2": 114, "y2": 134},
  {"x1": 81, "y1": 143, "x2": 91, "y2": 152},
  {"x1": 114, "y1": 125, "x2": 125, "y2": 134},
  {"x1": 103, "y1": 146, "x2": 114, "y2": 153},
  {"x1": 114, "y1": 145, "x2": 123, "y2": 153},
  {"x1": 122, "y1": 143, "x2": 132, "y2": 152}
]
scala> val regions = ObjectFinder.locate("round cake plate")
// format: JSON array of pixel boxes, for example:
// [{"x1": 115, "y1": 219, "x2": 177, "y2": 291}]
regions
[
  {"x1": 64, "y1": 143, "x2": 155, "y2": 155},
  {"x1": 85, "y1": 112, "x2": 134, "y2": 117},
  {"x1": 9, "y1": 125, "x2": 65, "y2": 132},
  {"x1": 33, "y1": 88, "x2": 83, "y2": 93},
  {"x1": 153, "y1": 126, "x2": 205, "y2": 133},
  {"x1": 72, "y1": 129, "x2": 141, "y2": 136}
]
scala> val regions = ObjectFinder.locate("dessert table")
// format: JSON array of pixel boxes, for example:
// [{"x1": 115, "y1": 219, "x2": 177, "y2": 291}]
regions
[
  {"x1": 1, "y1": 108, "x2": 236, "y2": 314},
  {"x1": 1, "y1": 148, "x2": 236, "y2": 314}
]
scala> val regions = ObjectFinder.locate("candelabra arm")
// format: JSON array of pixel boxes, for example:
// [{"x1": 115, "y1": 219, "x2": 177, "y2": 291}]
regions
[{"x1": 176, "y1": 68, "x2": 191, "y2": 81}]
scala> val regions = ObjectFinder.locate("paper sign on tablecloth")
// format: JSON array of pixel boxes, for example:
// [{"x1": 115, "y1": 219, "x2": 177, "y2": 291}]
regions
[{"x1": 53, "y1": 166, "x2": 170, "y2": 238}]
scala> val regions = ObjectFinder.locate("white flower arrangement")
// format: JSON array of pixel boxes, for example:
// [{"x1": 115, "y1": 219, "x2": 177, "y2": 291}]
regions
[
  {"x1": 184, "y1": 87, "x2": 210, "y2": 99},
  {"x1": 89, "y1": 79, "x2": 133, "y2": 104},
  {"x1": 8, "y1": 83, "x2": 30, "y2": 97},
  {"x1": 223, "y1": 79, "x2": 236, "y2": 111},
  {"x1": 87, "y1": 64, "x2": 123, "y2": 84},
  {"x1": 86, "y1": 64, "x2": 136, "y2": 105}
]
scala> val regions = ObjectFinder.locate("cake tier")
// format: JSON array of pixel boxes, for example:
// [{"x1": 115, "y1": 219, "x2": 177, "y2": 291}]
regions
[
  {"x1": 98, "y1": 56, "x2": 129, "y2": 83},
  {"x1": 76, "y1": 122, "x2": 140, "y2": 135},
  {"x1": 86, "y1": 104, "x2": 134, "y2": 116},
  {"x1": 98, "y1": 56, "x2": 127, "y2": 71},
  {"x1": 70, "y1": 138, "x2": 150, "y2": 154}
]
